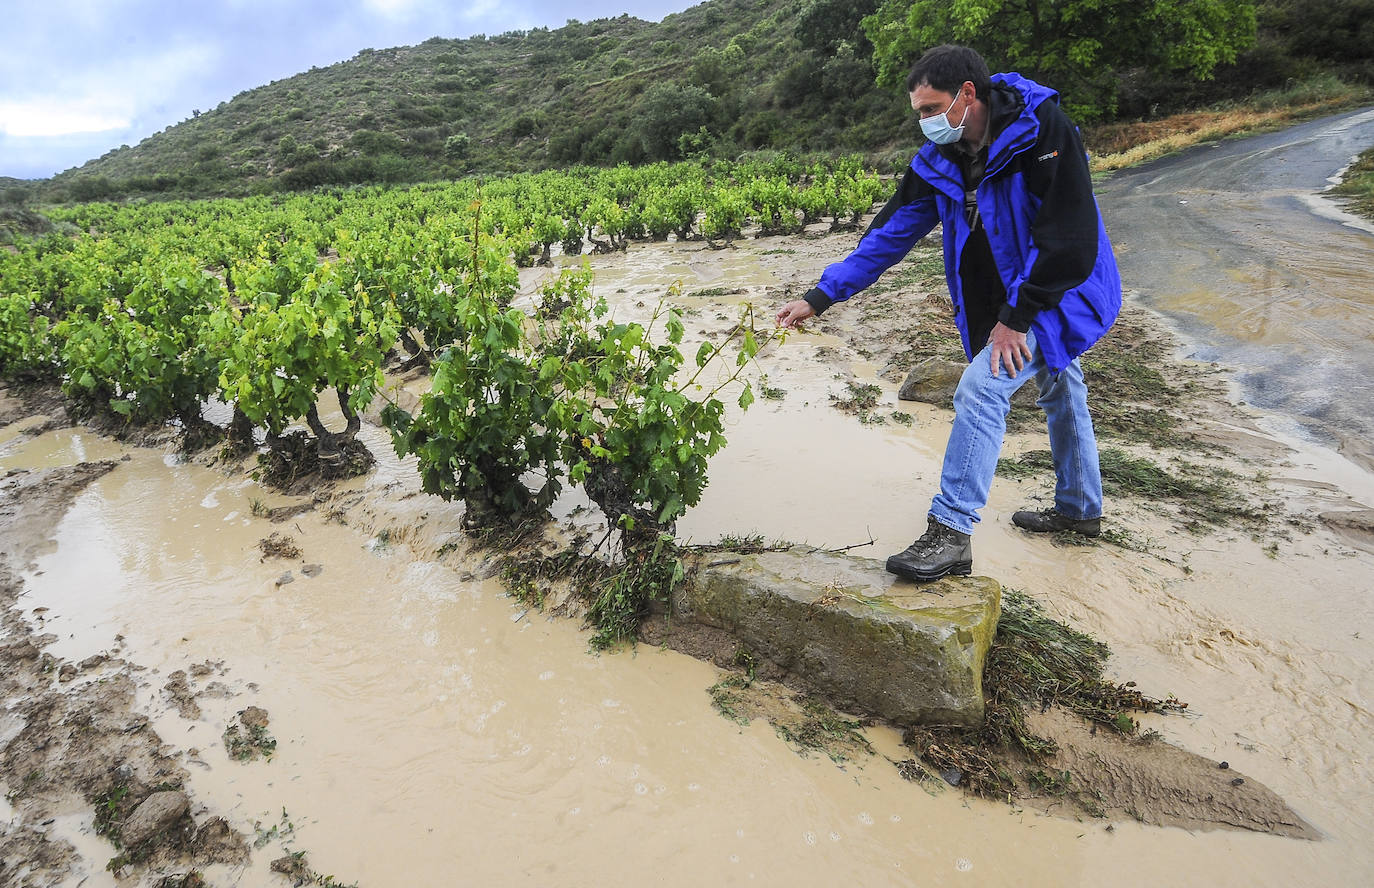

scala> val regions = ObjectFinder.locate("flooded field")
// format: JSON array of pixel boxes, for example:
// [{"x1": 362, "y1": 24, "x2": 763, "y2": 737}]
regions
[{"x1": 4, "y1": 216, "x2": 1374, "y2": 886}]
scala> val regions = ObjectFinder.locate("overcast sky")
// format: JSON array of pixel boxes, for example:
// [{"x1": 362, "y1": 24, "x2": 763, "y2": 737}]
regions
[{"x1": 0, "y1": 0, "x2": 699, "y2": 180}]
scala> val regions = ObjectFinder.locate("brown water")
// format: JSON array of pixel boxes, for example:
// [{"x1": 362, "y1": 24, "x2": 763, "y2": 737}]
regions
[{"x1": 5, "y1": 232, "x2": 1374, "y2": 885}]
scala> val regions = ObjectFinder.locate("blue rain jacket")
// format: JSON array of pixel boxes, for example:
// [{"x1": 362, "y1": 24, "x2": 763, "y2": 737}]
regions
[{"x1": 804, "y1": 73, "x2": 1121, "y2": 373}]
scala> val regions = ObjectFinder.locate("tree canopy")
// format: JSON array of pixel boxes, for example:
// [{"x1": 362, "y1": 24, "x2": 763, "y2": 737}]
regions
[{"x1": 862, "y1": 0, "x2": 1259, "y2": 119}]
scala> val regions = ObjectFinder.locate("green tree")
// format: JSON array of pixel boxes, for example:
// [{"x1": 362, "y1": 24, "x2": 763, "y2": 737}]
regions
[
  {"x1": 795, "y1": 0, "x2": 879, "y2": 55},
  {"x1": 634, "y1": 83, "x2": 719, "y2": 161},
  {"x1": 1258, "y1": 0, "x2": 1374, "y2": 74},
  {"x1": 214, "y1": 250, "x2": 399, "y2": 479},
  {"x1": 689, "y1": 43, "x2": 745, "y2": 95},
  {"x1": 0, "y1": 293, "x2": 54, "y2": 381},
  {"x1": 862, "y1": 0, "x2": 1258, "y2": 119},
  {"x1": 1, "y1": 185, "x2": 32, "y2": 207},
  {"x1": 444, "y1": 132, "x2": 472, "y2": 160}
]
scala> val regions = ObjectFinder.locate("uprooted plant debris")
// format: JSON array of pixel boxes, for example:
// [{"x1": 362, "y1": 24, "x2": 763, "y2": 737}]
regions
[
  {"x1": 223, "y1": 707, "x2": 277, "y2": 762},
  {"x1": 257, "y1": 533, "x2": 302, "y2": 560},
  {"x1": 998, "y1": 446, "x2": 1275, "y2": 533},
  {"x1": 902, "y1": 588, "x2": 1186, "y2": 803},
  {"x1": 499, "y1": 533, "x2": 682, "y2": 651},
  {"x1": 712, "y1": 677, "x2": 876, "y2": 764}
]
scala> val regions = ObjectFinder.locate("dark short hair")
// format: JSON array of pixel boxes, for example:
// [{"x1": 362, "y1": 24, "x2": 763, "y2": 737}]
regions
[{"x1": 905, "y1": 45, "x2": 990, "y2": 102}]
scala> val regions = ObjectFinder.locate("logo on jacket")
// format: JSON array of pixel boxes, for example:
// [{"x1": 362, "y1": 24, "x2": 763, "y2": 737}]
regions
[{"x1": 1037, "y1": 150, "x2": 1059, "y2": 162}]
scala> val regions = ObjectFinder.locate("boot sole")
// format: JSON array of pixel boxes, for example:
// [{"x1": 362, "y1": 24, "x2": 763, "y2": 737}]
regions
[
  {"x1": 1011, "y1": 522, "x2": 1100, "y2": 537},
  {"x1": 1011, "y1": 515, "x2": 1100, "y2": 537},
  {"x1": 885, "y1": 558, "x2": 973, "y2": 582}
]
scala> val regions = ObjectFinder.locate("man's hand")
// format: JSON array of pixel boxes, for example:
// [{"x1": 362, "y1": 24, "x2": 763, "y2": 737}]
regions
[
  {"x1": 988, "y1": 322, "x2": 1032, "y2": 377},
  {"x1": 776, "y1": 299, "x2": 815, "y2": 329}
]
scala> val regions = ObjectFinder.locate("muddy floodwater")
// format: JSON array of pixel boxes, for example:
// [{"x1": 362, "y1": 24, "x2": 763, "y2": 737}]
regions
[{"x1": 5, "y1": 131, "x2": 1374, "y2": 884}]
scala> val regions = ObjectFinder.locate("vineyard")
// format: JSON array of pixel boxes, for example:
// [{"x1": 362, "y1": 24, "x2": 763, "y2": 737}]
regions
[{"x1": 0, "y1": 156, "x2": 888, "y2": 645}]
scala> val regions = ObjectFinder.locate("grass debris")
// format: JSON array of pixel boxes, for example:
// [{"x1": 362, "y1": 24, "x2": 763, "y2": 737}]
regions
[
  {"x1": 830, "y1": 379, "x2": 885, "y2": 424},
  {"x1": 904, "y1": 589, "x2": 1185, "y2": 800},
  {"x1": 497, "y1": 532, "x2": 683, "y2": 651},
  {"x1": 257, "y1": 533, "x2": 301, "y2": 560},
  {"x1": 224, "y1": 708, "x2": 277, "y2": 762},
  {"x1": 709, "y1": 670, "x2": 874, "y2": 764},
  {"x1": 998, "y1": 446, "x2": 1270, "y2": 532},
  {"x1": 1333, "y1": 145, "x2": 1374, "y2": 221}
]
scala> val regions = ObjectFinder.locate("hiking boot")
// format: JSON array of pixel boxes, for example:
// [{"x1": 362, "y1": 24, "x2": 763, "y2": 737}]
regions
[
  {"x1": 1011, "y1": 507, "x2": 1101, "y2": 537},
  {"x1": 885, "y1": 517, "x2": 973, "y2": 582}
]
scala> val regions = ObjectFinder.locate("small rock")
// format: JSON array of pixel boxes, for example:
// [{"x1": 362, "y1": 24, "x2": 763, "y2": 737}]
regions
[
  {"x1": 897, "y1": 359, "x2": 966, "y2": 405},
  {"x1": 192, "y1": 816, "x2": 250, "y2": 866},
  {"x1": 940, "y1": 767, "x2": 963, "y2": 787},
  {"x1": 1, "y1": 640, "x2": 40, "y2": 661},
  {"x1": 275, "y1": 572, "x2": 294, "y2": 587},
  {"x1": 120, "y1": 790, "x2": 190, "y2": 847},
  {"x1": 271, "y1": 852, "x2": 313, "y2": 883},
  {"x1": 239, "y1": 706, "x2": 270, "y2": 730},
  {"x1": 79, "y1": 653, "x2": 109, "y2": 670},
  {"x1": 188, "y1": 662, "x2": 215, "y2": 678},
  {"x1": 301, "y1": 563, "x2": 323, "y2": 578},
  {"x1": 1219, "y1": 761, "x2": 1229, "y2": 770},
  {"x1": 58, "y1": 663, "x2": 77, "y2": 682},
  {"x1": 1231, "y1": 777, "x2": 1245, "y2": 786}
]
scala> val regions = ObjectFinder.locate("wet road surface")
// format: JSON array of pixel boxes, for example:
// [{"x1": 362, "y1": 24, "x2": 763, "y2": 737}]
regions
[{"x1": 1098, "y1": 107, "x2": 1374, "y2": 470}]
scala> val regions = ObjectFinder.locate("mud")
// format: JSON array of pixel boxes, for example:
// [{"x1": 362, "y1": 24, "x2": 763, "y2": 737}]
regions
[
  {"x1": 1019, "y1": 708, "x2": 1317, "y2": 839},
  {"x1": 0, "y1": 464, "x2": 251, "y2": 886}
]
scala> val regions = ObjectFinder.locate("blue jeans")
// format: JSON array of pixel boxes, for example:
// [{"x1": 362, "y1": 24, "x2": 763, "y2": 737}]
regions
[{"x1": 928, "y1": 332, "x2": 1103, "y2": 535}]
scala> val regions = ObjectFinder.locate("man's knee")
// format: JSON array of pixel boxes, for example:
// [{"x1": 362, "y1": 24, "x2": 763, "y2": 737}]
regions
[
  {"x1": 1041, "y1": 366, "x2": 1089, "y2": 405},
  {"x1": 953, "y1": 360, "x2": 1015, "y2": 412}
]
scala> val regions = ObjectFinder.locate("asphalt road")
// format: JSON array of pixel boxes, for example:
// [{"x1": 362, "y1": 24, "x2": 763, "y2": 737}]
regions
[{"x1": 1097, "y1": 106, "x2": 1374, "y2": 471}]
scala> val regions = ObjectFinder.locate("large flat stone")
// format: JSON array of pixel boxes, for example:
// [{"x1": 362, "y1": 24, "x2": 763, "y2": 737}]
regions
[
  {"x1": 678, "y1": 550, "x2": 1001, "y2": 727},
  {"x1": 897, "y1": 357, "x2": 1037, "y2": 407}
]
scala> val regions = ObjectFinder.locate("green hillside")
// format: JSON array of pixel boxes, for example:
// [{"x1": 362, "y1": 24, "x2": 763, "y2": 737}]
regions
[
  {"x1": 44, "y1": 0, "x2": 907, "y2": 200},
  {"x1": 29, "y1": 0, "x2": 1374, "y2": 202}
]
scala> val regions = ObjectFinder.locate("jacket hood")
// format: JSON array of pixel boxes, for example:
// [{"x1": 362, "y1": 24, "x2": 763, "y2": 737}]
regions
[{"x1": 991, "y1": 72, "x2": 1059, "y2": 115}]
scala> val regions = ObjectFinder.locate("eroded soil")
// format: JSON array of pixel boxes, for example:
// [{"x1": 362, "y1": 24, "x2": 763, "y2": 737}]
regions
[{"x1": 0, "y1": 461, "x2": 253, "y2": 886}]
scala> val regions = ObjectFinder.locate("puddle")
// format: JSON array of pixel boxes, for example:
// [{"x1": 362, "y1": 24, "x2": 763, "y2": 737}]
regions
[{"x1": 0, "y1": 426, "x2": 130, "y2": 468}]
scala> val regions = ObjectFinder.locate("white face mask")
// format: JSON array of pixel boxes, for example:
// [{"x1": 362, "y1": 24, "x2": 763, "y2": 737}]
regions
[{"x1": 920, "y1": 92, "x2": 968, "y2": 145}]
